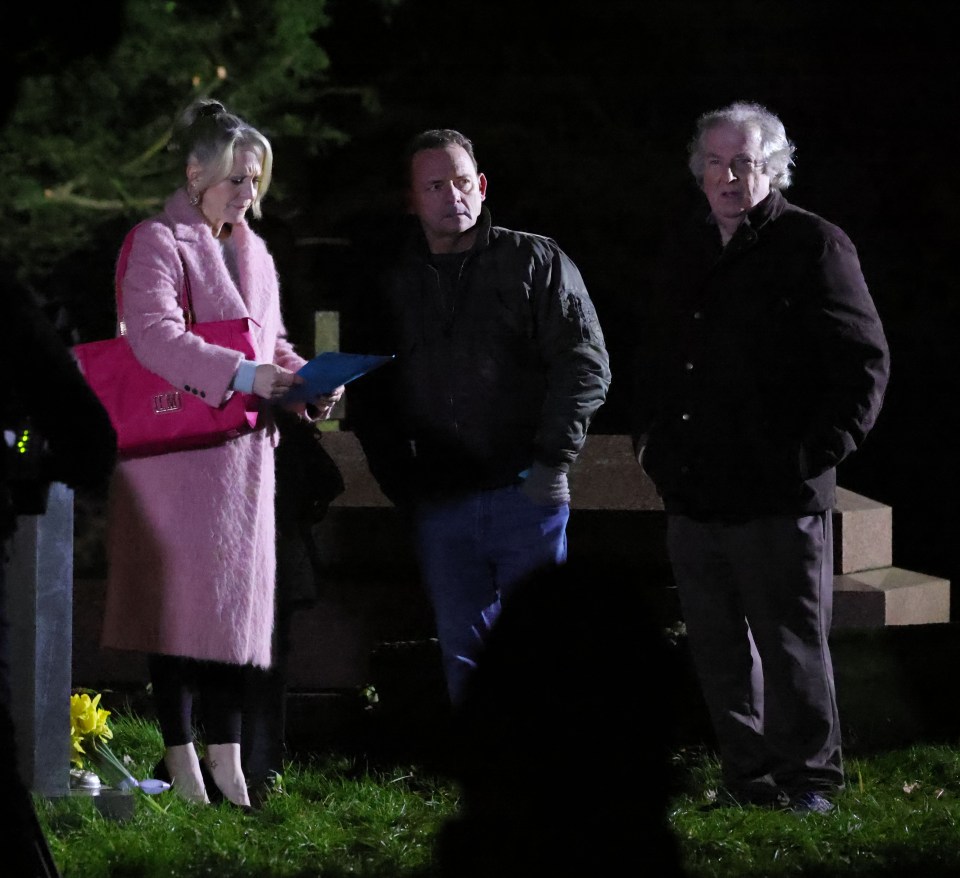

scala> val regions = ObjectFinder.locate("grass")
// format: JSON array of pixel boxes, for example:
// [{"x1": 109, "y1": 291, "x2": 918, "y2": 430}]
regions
[
  {"x1": 38, "y1": 711, "x2": 960, "y2": 877},
  {"x1": 669, "y1": 744, "x2": 960, "y2": 877},
  {"x1": 43, "y1": 713, "x2": 456, "y2": 877}
]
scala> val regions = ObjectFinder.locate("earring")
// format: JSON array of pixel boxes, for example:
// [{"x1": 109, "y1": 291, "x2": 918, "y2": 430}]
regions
[{"x1": 188, "y1": 183, "x2": 200, "y2": 206}]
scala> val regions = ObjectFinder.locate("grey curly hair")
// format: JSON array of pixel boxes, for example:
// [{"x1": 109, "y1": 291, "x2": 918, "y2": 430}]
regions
[{"x1": 687, "y1": 100, "x2": 796, "y2": 190}]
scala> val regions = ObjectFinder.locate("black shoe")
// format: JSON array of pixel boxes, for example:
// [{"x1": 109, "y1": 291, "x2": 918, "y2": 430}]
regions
[
  {"x1": 199, "y1": 758, "x2": 256, "y2": 813},
  {"x1": 789, "y1": 791, "x2": 834, "y2": 813},
  {"x1": 156, "y1": 755, "x2": 224, "y2": 806},
  {"x1": 197, "y1": 758, "x2": 226, "y2": 805},
  {"x1": 700, "y1": 786, "x2": 790, "y2": 811},
  {"x1": 247, "y1": 770, "x2": 283, "y2": 811}
]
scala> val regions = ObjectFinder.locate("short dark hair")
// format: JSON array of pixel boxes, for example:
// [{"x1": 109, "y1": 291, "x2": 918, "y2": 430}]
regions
[{"x1": 403, "y1": 128, "x2": 478, "y2": 184}]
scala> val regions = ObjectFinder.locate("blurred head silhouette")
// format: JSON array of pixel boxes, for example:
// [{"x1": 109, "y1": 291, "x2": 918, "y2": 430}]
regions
[{"x1": 438, "y1": 557, "x2": 687, "y2": 877}]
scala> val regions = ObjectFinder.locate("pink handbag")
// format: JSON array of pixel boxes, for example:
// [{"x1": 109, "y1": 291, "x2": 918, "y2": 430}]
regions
[{"x1": 73, "y1": 224, "x2": 262, "y2": 459}]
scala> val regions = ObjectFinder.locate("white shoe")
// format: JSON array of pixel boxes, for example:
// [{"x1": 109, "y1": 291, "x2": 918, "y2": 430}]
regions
[
  {"x1": 204, "y1": 743, "x2": 252, "y2": 808},
  {"x1": 164, "y1": 742, "x2": 210, "y2": 805}
]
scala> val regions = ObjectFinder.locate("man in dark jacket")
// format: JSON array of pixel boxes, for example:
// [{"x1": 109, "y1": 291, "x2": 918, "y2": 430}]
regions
[
  {"x1": 353, "y1": 129, "x2": 610, "y2": 706},
  {"x1": 632, "y1": 101, "x2": 889, "y2": 813}
]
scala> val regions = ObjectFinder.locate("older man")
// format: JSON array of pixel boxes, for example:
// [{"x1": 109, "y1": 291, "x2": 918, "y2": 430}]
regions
[{"x1": 632, "y1": 101, "x2": 890, "y2": 813}]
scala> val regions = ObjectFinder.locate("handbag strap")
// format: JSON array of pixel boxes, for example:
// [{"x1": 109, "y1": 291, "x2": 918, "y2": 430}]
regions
[
  {"x1": 115, "y1": 222, "x2": 195, "y2": 335},
  {"x1": 176, "y1": 249, "x2": 196, "y2": 326}
]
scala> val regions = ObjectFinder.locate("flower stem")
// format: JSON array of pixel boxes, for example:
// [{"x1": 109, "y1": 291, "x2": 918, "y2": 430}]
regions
[{"x1": 88, "y1": 741, "x2": 169, "y2": 815}]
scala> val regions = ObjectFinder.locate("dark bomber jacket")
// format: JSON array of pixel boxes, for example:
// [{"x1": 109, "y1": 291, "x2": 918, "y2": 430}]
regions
[
  {"x1": 368, "y1": 207, "x2": 610, "y2": 502},
  {"x1": 632, "y1": 190, "x2": 890, "y2": 519}
]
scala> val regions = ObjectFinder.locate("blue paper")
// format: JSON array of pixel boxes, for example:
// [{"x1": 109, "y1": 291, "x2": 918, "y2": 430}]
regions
[{"x1": 282, "y1": 352, "x2": 395, "y2": 404}]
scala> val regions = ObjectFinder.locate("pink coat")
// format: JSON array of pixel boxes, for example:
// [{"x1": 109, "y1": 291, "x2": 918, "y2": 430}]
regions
[{"x1": 100, "y1": 189, "x2": 306, "y2": 668}]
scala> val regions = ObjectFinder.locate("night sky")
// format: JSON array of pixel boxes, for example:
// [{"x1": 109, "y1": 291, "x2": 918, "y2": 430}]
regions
[{"x1": 304, "y1": 0, "x2": 959, "y2": 606}]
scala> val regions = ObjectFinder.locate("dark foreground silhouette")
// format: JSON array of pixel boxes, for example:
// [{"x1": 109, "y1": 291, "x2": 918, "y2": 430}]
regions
[{"x1": 436, "y1": 557, "x2": 687, "y2": 877}]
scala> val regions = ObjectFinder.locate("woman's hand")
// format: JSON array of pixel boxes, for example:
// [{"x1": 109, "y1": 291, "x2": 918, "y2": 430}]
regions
[
  {"x1": 252, "y1": 363, "x2": 302, "y2": 402},
  {"x1": 313, "y1": 385, "x2": 345, "y2": 420}
]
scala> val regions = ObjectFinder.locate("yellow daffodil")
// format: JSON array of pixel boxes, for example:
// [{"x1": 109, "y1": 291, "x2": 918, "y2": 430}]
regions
[
  {"x1": 70, "y1": 692, "x2": 113, "y2": 768},
  {"x1": 69, "y1": 690, "x2": 169, "y2": 814}
]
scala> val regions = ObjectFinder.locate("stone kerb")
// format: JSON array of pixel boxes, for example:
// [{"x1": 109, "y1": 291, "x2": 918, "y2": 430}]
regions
[
  {"x1": 830, "y1": 488, "x2": 949, "y2": 628},
  {"x1": 319, "y1": 431, "x2": 949, "y2": 630},
  {"x1": 833, "y1": 487, "x2": 892, "y2": 574},
  {"x1": 70, "y1": 431, "x2": 951, "y2": 700}
]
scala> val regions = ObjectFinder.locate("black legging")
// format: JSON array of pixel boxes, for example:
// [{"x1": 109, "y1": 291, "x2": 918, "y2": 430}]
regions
[{"x1": 147, "y1": 654, "x2": 245, "y2": 746}]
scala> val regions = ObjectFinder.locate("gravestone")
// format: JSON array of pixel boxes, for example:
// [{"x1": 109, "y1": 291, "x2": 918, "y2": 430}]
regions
[{"x1": 6, "y1": 481, "x2": 73, "y2": 796}]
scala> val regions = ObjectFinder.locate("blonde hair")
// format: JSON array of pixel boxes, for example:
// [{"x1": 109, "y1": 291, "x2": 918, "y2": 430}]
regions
[{"x1": 171, "y1": 98, "x2": 273, "y2": 218}]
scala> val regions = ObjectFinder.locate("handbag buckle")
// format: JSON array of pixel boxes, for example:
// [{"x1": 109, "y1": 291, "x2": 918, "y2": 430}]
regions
[{"x1": 153, "y1": 391, "x2": 183, "y2": 414}]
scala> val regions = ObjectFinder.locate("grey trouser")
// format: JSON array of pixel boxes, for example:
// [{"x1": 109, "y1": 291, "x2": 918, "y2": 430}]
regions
[{"x1": 667, "y1": 511, "x2": 843, "y2": 797}]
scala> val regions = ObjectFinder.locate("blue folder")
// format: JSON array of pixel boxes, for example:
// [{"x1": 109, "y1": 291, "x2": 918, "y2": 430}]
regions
[{"x1": 281, "y1": 352, "x2": 395, "y2": 404}]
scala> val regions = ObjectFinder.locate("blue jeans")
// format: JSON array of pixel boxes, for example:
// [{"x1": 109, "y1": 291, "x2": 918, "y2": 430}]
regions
[{"x1": 414, "y1": 484, "x2": 569, "y2": 705}]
